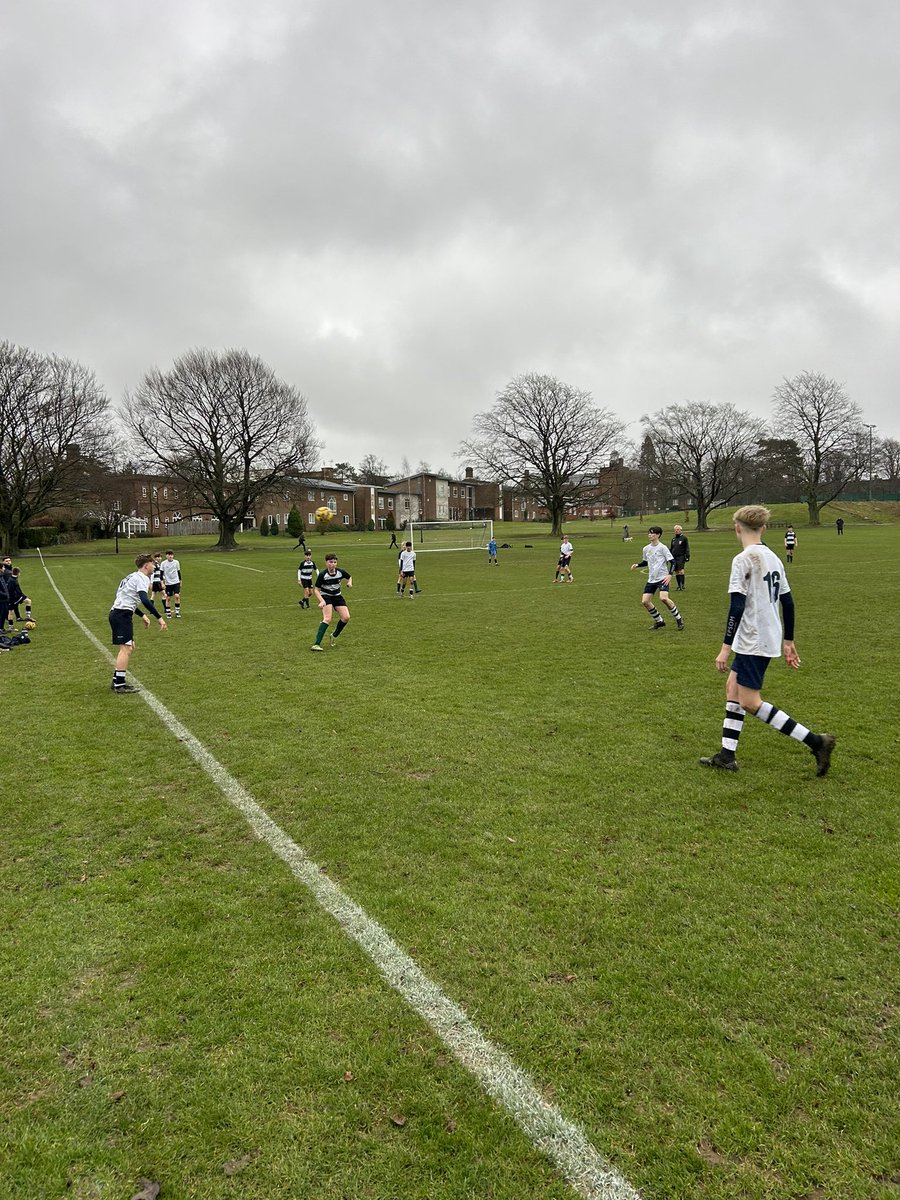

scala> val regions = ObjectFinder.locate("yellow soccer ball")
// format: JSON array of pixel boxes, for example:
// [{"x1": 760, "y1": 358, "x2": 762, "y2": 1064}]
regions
[
  {"x1": 315, "y1": 506, "x2": 334, "y2": 522},
  {"x1": 24, "y1": 620, "x2": 36, "y2": 630}
]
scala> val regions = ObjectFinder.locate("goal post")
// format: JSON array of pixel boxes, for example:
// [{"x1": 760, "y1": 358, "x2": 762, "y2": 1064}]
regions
[{"x1": 407, "y1": 519, "x2": 494, "y2": 551}]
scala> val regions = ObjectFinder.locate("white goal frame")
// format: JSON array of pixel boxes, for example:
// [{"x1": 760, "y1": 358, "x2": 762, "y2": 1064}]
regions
[{"x1": 406, "y1": 519, "x2": 494, "y2": 551}]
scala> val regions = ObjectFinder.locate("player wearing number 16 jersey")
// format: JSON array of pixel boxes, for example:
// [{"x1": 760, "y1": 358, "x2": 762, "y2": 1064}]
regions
[{"x1": 700, "y1": 505, "x2": 835, "y2": 776}]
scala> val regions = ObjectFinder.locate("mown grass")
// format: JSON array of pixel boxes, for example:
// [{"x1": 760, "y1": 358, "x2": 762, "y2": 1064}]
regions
[{"x1": 2, "y1": 522, "x2": 897, "y2": 1199}]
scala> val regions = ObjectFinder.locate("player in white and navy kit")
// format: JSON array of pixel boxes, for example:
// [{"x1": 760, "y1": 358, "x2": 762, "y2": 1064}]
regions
[
  {"x1": 297, "y1": 551, "x2": 317, "y2": 608},
  {"x1": 554, "y1": 538, "x2": 574, "y2": 582},
  {"x1": 700, "y1": 505, "x2": 835, "y2": 775},
  {"x1": 783, "y1": 525, "x2": 797, "y2": 564},
  {"x1": 630, "y1": 526, "x2": 684, "y2": 630},
  {"x1": 160, "y1": 550, "x2": 182, "y2": 617},
  {"x1": 396, "y1": 542, "x2": 419, "y2": 597},
  {"x1": 311, "y1": 554, "x2": 352, "y2": 650},
  {"x1": 107, "y1": 554, "x2": 168, "y2": 692},
  {"x1": 150, "y1": 552, "x2": 164, "y2": 597}
]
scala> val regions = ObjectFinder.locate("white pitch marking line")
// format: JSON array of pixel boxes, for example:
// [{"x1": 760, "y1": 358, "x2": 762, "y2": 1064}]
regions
[
  {"x1": 38, "y1": 552, "x2": 641, "y2": 1200},
  {"x1": 203, "y1": 560, "x2": 265, "y2": 573}
]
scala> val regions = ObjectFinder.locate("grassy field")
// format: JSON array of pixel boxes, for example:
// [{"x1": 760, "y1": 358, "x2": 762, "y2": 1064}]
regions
[{"x1": 2, "y1": 518, "x2": 897, "y2": 1199}]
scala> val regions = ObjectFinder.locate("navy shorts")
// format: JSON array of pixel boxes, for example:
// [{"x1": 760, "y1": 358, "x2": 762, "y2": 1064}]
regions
[
  {"x1": 165, "y1": 583, "x2": 179, "y2": 596},
  {"x1": 401, "y1": 571, "x2": 415, "y2": 578},
  {"x1": 109, "y1": 608, "x2": 135, "y2": 645},
  {"x1": 643, "y1": 579, "x2": 670, "y2": 595},
  {"x1": 321, "y1": 594, "x2": 346, "y2": 608},
  {"x1": 672, "y1": 557, "x2": 686, "y2": 570},
  {"x1": 731, "y1": 654, "x2": 771, "y2": 691}
]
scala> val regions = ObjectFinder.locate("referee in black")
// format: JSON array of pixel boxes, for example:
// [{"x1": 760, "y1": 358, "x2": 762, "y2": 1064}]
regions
[{"x1": 670, "y1": 524, "x2": 690, "y2": 591}]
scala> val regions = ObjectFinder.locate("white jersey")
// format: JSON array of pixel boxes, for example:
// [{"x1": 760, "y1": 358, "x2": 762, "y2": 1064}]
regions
[
  {"x1": 399, "y1": 549, "x2": 416, "y2": 572},
  {"x1": 641, "y1": 542, "x2": 674, "y2": 583},
  {"x1": 559, "y1": 541, "x2": 573, "y2": 558},
  {"x1": 728, "y1": 543, "x2": 791, "y2": 658},
  {"x1": 112, "y1": 570, "x2": 152, "y2": 612},
  {"x1": 161, "y1": 558, "x2": 181, "y2": 585}
]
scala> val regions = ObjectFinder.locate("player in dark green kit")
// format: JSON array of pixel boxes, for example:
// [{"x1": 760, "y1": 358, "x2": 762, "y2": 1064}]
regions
[{"x1": 310, "y1": 554, "x2": 353, "y2": 650}]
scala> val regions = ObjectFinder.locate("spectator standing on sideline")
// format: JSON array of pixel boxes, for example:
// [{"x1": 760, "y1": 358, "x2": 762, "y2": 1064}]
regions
[
  {"x1": 784, "y1": 525, "x2": 797, "y2": 564},
  {"x1": 836, "y1": 517, "x2": 844, "y2": 535}
]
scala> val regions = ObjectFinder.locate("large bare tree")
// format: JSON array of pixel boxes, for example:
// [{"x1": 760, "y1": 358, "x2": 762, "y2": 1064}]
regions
[
  {"x1": 772, "y1": 372, "x2": 862, "y2": 525},
  {"x1": 640, "y1": 401, "x2": 766, "y2": 530},
  {"x1": 459, "y1": 373, "x2": 624, "y2": 535},
  {"x1": 879, "y1": 437, "x2": 900, "y2": 484},
  {"x1": 125, "y1": 348, "x2": 319, "y2": 550},
  {"x1": 0, "y1": 340, "x2": 113, "y2": 554}
]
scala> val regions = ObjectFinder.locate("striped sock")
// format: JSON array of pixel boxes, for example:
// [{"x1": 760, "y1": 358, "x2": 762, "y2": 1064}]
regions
[
  {"x1": 667, "y1": 601, "x2": 682, "y2": 621},
  {"x1": 722, "y1": 701, "x2": 745, "y2": 755},
  {"x1": 647, "y1": 605, "x2": 663, "y2": 623},
  {"x1": 755, "y1": 701, "x2": 821, "y2": 749}
]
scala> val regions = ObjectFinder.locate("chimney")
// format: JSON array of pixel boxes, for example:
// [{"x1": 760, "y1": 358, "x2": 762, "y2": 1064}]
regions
[{"x1": 465, "y1": 467, "x2": 474, "y2": 479}]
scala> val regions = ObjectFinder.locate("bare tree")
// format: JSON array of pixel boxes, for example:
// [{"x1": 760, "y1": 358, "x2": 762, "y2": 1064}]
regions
[
  {"x1": 76, "y1": 445, "x2": 130, "y2": 537},
  {"x1": 459, "y1": 373, "x2": 624, "y2": 536},
  {"x1": 878, "y1": 437, "x2": 900, "y2": 483},
  {"x1": 0, "y1": 340, "x2": 114, "y2": 554},
  {"x1": 357, "y1": 454, "x2": 390, "y2": 485},
  {"x1": 124, "y1": 348, "x2": 319, "y2": 550},
  {"x1": 641, "y1": 401, "x2": 766, "y2": 530},
  {"x1": 772, "y1": 372, "x2": 862, "y2": 525}
]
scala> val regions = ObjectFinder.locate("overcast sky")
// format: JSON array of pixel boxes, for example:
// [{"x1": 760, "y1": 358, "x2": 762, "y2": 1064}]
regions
[{"x1": 2, "y1": 0, "x2": 898, "y2": 475}]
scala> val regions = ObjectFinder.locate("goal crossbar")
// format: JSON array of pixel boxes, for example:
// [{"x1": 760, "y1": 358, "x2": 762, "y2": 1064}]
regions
[{"x1": 407, "y1": 519, "x2": 493, "y2": 551}]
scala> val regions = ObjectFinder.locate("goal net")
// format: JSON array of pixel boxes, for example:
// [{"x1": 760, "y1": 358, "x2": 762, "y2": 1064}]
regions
[{"x1": 406, "y1": 519, "x2": 494, "y2": 551}]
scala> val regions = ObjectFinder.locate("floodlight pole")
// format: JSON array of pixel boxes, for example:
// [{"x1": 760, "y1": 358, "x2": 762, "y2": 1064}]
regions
[
  {"x1": 864, "y1": 424, "x2": 876, "y2": 501},
  {"x1": 114, "y1": 511, "x2": 121, "y2": 554}
]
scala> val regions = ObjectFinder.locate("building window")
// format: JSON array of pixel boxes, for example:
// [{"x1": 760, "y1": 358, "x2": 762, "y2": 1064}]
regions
[
  {"x1": 343, "y1": 515, "x2": 350, "y2": 525},
  {"x1": 327, "y1": 498, "x2": 336, "y2": 513},
  {"x1": 284, "y1": 513, "x2": 289, "y2": 524},
  {"x1": 307, "y1": 512, "x2": 315, "y2": 524},
  {"x1": 452, "y1": 486, "x2": 458, "y2": 496},
  {"x1": 320, "y1": 492, "x2": 325, "y2": 501},
  {"x1": 387, "y1": 498, "x2": 393, "y2": 509},
  {"x1": 163, "y1": 488, "x2": 168, "y2": 498},
  {"x1": 307, "y1": 491, "x2": 314, "y2": 501},
  {"x1": 343, "y1": 493, "x2": 349, "y2": 501},
  {"x1": 378, "y1": 497, "x2": 384, "y2": 509},
  {"x1": 141, "y1": 486, "x2": 147, "y2": 498},
  {"x1": 154, "y1": 517, "x2": 160, "y2": 526}
]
